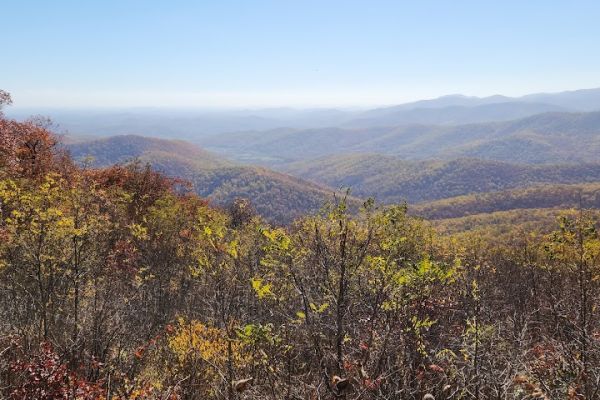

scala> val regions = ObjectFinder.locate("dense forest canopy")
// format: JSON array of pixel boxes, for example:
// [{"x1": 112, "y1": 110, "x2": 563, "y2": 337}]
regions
[{"x1": 2, "y1": 90, "x2": 600, "y2": 399}]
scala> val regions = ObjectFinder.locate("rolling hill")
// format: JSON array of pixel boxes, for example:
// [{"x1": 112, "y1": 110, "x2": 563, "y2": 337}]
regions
[
  {"x1": 68, "y1": 134, "x2": 233, "y2": 169},
  {"x1": 67, "y1": 135, "x2": 355, "y2": 223},
  {"x1": 429, "y1": 208, "x2": 599, "y2": 236}
]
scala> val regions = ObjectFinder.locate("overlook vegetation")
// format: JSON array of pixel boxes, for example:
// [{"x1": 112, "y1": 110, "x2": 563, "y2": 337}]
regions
[{"x1": 3, "y1": 89, "x2": 600, "y2": 400}]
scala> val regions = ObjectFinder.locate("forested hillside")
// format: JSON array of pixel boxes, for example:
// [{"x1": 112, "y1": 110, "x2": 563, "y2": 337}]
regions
[
  {"x1": 412, "y1": 183, "x2": 600, "y2": 220},
  {"x1": 411, "y1": 184, "x2": 600, "y2": 235},
  {"x1": 284, "y1": 155, "x2": 600, "y2": 203},
  {"x1": 68, "y1": 135, "x2": 352, "y2": 223},
  {"x1": 67, "y1": 135, "x2": 600, "y2": 225}
]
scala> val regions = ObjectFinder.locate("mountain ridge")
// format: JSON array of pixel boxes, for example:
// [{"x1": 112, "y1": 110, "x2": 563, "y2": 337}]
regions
[{"x1": 202, "y1": 110, "x2": 600, "y2": 165}]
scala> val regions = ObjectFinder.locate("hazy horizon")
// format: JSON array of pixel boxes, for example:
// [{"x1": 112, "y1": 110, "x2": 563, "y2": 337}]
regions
[
  {"x1": 5, "y1": 86, "x2": 600, "y2": 113},
  {"x1": 5, "y1": 1, "x2": 600, "y2": 108}
]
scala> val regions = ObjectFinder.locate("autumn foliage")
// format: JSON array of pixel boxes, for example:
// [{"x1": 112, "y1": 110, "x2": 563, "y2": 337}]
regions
[
  {"x1": 2, "y1": 91, "x2": 600, "y2": 399},
  {"x1": 8, "y1": 341, "x2": 104, "y2": 400}
]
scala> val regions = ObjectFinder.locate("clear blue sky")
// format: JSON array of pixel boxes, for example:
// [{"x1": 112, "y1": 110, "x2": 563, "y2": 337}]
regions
[{"x1": 4, "y1": 0, "x2": 600, "y2": 108}]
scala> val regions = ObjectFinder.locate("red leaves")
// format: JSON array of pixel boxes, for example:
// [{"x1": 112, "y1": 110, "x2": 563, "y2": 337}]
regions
[
  {"x1": 134, "y1": 334, "x2": 163, "y2": 361},
  {"x1": 178, "y1": 228, "x2": 192, "y2": 239},
  {"x1": 90, "y1": 163, "x2": 176, "y2": 200},
  {"x1": 9, "y1": 342, "x2": 103, "y2": 400},
  {"x1": 343, "y1": 360, "x2": 354, "y2": 372}
]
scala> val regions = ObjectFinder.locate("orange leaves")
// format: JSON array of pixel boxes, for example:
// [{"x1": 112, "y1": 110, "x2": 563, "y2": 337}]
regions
[
  {"x1": 163, "y1": 318, "x2": 251, "y2": 397},
  {"x1": 512, "y1": 374, "x2": 550, "y2": 400},
  {"x1": 89, "y1": 163, "x2": 177, "y2": 201},
  {"x1": 178, "y1": 228, "x2": 192, "y2": 239}
]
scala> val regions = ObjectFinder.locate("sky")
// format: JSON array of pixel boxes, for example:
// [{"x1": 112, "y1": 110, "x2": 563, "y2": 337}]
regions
[{"x1": 3, "y1": 0, "x2": 600, "y2": 108}]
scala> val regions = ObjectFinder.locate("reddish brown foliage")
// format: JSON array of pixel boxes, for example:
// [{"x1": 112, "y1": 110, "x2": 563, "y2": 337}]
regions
[
  {"x1": 0, "y1": 118, "x2": 63, "y2": 178},
  {"x1": 86, "y1": 163, "x2": 181, "y2": 219},
  {"x1": 9, "y1": 342, "x2": 103, "y2": 400},
  {"x1": 106, "y1": 239, "x2": 140, "y2": 275}
]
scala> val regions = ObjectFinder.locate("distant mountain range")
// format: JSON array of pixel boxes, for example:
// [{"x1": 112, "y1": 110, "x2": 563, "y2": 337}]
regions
[
  {"x1": 347, "y1": 101, "x2": 567, "y2": 127},
  {"x1": 358, "y1": 87, "x2": 600, "y2": 114},
  {"x1": 9, "y1": 87, "x2": 600, "y2": 140}
]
